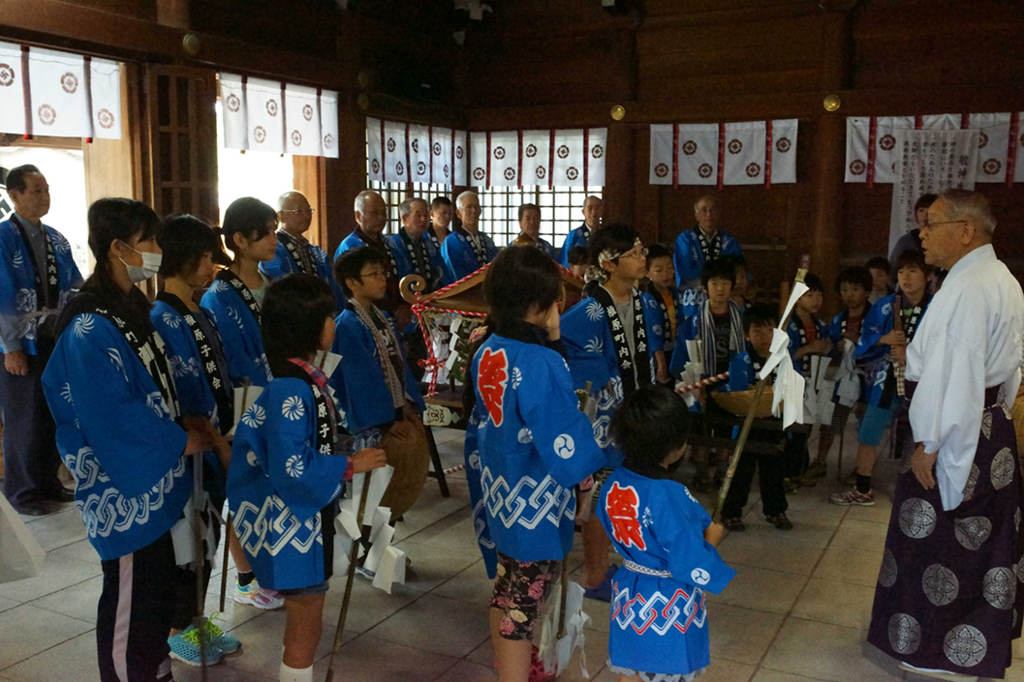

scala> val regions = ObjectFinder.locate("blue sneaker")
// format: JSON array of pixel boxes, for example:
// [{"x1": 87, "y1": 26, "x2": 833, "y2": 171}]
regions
[
  {"x1": 582, "y1": 565, "x2": 619, "y2": 603},
  {"x1": 168, "y1": 626, "x2": 224, "y2": 666},
  {"x1": 201, "y1": 613, "x2": 241, "y2": 655}
]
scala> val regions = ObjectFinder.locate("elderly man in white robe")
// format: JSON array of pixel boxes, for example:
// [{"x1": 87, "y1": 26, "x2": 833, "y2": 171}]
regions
[{"x1": 868, "y1": 189, "x2": 1024, "y2": 682}]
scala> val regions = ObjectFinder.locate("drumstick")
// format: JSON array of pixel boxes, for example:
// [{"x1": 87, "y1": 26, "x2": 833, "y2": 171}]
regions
[
  {"x1": 324, "y1": 469, "x2": 374, "y2": 682},
  {"x1": 192, "y1": 452, "x2": 209, "y2": 681},
  {"x1": 218, "y1": 512, "x2": 230, "y2": 612}
]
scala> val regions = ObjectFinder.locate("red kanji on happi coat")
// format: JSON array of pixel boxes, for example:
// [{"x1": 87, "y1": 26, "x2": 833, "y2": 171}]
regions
[
  {"x1": 606, "y1": 482, "x2": 646, "y2": 550},
  {"x1": 477, "y1": 348, "x2": 509, "y2": 427}
]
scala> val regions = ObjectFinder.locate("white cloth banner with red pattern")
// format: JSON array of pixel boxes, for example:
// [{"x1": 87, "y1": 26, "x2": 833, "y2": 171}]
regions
[
  {"x1": 889, "y1": 128, "x2": 979, "y2": 255},
  {"x1": 218, "y1": 73, "x2": 339, "y2": 158},
  {"x1": 365, "y1": 118, "x2": 605, "y2": 189},
  {"x1": 846, "y1": 113, "x2": 1023, "y2": 186},
  {"x1": 284, "y1": 84, "x2": 322, "y2": 157},
  {"x1": 649, "y1": 120, "x2": 798, "y2": 187},
  {"x1": 406, "y1": 124, "x2": 430, "y2": 184},
  {"x1": 0, "y1": 42, "x2": 122, "y2": 140},
  {"x1": 520, "y1": 130, "x2": 551, "y2": 187}
]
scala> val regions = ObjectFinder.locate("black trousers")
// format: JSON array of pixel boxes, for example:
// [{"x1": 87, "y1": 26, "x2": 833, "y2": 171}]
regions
[
  {"x1": 0, "y1": 345, "x2": 63, "y2": 507},
  {"x1": 782, "y1": 429, "x2": 811, "y2": 479},
  {"x1": 721, "y1": 435, "x2": 788, "y2": 519},
  {"x1": 97, "y1": 530, "x2": 177, "y2": 682}
]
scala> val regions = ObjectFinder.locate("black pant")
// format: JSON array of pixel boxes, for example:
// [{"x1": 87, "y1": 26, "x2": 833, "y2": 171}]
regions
[
  {"x1": 783, "y1": 430, "x2": 810, "y2": 479},
  {"x1": 97, "y1": 530, "x2": 177, "y2": 682},
  {"x1": 721, "y1": 446, "x2": 788, "y2": 519},
  {"x1": 0, "y1": 346, "x2": 63, "y2": 507}
]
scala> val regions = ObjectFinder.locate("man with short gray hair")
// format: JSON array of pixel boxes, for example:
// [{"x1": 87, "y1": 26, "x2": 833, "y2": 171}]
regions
[
  {"x1": 390, "y1": 197, "x2": 445, "y2": 292},
  {"x1": 673, "y1": 194, "x2": 743, "y2": 291},
  {"x1": 334, "y1": 189, "x2": 405, "y2": 315},
  {"x1": 260, "y1": 190, "x2": 345, "y2": 313},
  {"x1": 441, "y1": 191, "x2": 497, "y2": 281},
  {"x1": 868, "y1": 189, "x2": 1024, "y2": 681}
]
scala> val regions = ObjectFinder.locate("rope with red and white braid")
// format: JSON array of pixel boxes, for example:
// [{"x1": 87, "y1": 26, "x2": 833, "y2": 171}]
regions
[{"x1": 675, "y1": 371, "x2": 729, "y2": 395}]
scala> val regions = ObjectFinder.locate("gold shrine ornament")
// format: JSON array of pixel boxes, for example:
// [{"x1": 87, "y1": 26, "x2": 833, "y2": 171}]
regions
[
  {"x1": 823, "y1": 94, "x2": 842, "y2": 112},
  {"x1": 611, "y1": 105, "x2": 626, "y2": 121},
  {"x1": 182, "y1": 33, "x2": 201, "y2": 57}
]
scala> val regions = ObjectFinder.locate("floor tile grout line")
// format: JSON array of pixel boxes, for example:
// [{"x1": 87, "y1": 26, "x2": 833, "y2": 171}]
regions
[
  {"x1": 0, "y1": 625, "x2": 96, "y2": 673},
  {"x1": 745, "y1": 502, "x2": 851, "y2": 677}
]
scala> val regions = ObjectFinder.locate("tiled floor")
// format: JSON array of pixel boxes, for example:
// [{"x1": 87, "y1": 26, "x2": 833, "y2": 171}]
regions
[{"x1": 4, "y1": 425, "x2": 1024, "y2": 682}]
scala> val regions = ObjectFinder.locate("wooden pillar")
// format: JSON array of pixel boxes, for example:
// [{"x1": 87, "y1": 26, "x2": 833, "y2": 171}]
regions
[
  {"x1": 633, "y1": 126, "x2": 660, "y2": 245},
  {"x1": 323, "y1": 99, "x2": 368, "y2": 255},
  {"x1": 604, "y1": 124, "x2": 635, "y2": 227},
  {"x1": 812, "y1": 2, "x2": 857, "y2": 296}
]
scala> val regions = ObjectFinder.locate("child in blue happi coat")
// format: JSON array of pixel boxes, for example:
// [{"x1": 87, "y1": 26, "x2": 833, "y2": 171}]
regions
[
  {"x1": 596, "y1": 384, "x2": 734, "y2": 682},
  {"x1": 806, "y1": 266, "x2": 878, "y2": 484},
  {"x1": 463, "y1": 246, "x2": 605, "y2": 681},
  {"x1": 152, "y1": 214, "x2": 242, "y2": 664},
  {"x1": 330, "y1": 246, "x2": 425, "y2": 444},
  {"x1": 830, "y1": 250, "x2": 933, "y2": 507},
  {"x1": 200, "y1": 197, "x2": 278, "y2": 389},
  {"x1": 783, "y1": 272, "x2": 831, "y2": 485},
  {"x1": 670, "y1": 258, "x2": 746, "y2": 492},
  {"x1": 718, "y1": 304, "x2": 792, "y2": 531},
  {"x1": 561, "y1": 224, "x2": 663, "y2": 601},
  {"x1": 43, "y1": 198, "x2": 221, "y2": 682},
  {"x1": 642, "y1": 244, "x2": 687, "y2": 384},
  {"x1": 228, "y1": 274, "x2": 387, "y2": 682}
]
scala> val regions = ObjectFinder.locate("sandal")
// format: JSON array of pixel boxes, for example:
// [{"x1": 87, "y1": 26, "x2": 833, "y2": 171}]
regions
[{"x1": 720, "y1": 517, "x2": 745, "y2": 532}]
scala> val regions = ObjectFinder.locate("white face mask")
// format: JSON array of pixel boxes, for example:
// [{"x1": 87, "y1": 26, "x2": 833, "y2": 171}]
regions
[{"x1": 119, "y1": 242, "x2": 162, "y2": 283}]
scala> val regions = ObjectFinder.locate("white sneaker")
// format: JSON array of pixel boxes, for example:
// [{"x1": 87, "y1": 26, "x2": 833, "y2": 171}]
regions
[{"x1": 232, "y1": 578, "x2": 284, "y2": 610}]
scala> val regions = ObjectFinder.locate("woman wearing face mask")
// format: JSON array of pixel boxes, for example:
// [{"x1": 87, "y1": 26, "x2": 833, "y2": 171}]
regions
[{"x1": 42, "y1": 198, "x2": 216, "y2": 682}]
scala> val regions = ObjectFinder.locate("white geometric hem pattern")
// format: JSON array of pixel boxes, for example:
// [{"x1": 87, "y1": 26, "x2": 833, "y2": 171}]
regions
[
  {"x1": 234, "y1": 495, "x2": 324, "y2": 557},
  {"x1": 480, "y1": 467, "x2": 575, "y2": 530},
  {"x1": 64, "y1": 446, "x2": 188, "y2": 539}
]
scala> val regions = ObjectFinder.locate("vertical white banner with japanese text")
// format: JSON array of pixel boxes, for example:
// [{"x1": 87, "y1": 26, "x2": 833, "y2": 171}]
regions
[{"x1": 890, "y1": 129, "x2": 979, "y2": 255}]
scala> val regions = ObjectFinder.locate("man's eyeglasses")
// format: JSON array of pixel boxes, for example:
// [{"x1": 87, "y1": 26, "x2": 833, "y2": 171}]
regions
[
  {"x1": 922, "y1": 219, "x2": 966, "y2": 229},
  {"x1": 280, "y1": 207, "x2": 315, "y2": 215},
  {"x1": 361, "y1": 270, "x2": 388, "y2": 280}
]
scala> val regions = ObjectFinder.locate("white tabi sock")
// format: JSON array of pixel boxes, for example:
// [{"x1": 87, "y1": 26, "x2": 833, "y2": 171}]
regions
[{"x1": 280, "y1": 662, "x2": 313, "y2": 682}]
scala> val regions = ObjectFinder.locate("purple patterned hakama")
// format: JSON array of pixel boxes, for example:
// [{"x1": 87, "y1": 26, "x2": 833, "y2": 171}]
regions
[{"x1": 868, "y1": 382, "x2": 1024, "y2": 678}]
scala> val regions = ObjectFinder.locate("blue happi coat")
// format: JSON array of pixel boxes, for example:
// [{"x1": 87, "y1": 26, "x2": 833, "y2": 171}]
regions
[
  {"x1": 0, "y1": 219, "x2": 83, "y2": 354},
  {"x1": 645, "y1": 285, "x2": 687, "y2": 350},
  {"x1": 228, "y1": 377, "x2": 349, "y2": 591},
  {"x1": 673, "y1": 227, "x2": 742, "y2": 290},
  {"x1": 329, "y1": 307, "x2": 424, "y2": 435},
  {"x1": 721, "y1": 347, "x2": 760, "y2": 393},
  {"x1": 388, "y1": 228, "x2": 448, "y2": 292},
  {"x1": 785, "y1": 313, "x2": 829, "y2": 377},
  {"x1": 261, "y1": 233, "x2": 346, "y2": 314},
  {"x1": 561, "y1": 290, "x2": 661, "y2": 467},
  {"x1": 597, "y1": 468, "x2": 735, "y2": 676},
  {"x1": 557, "y1": 223, "x2": 593, "y2": 269},
  {"x1": 856, "y1": 293, "x2": 931, "y2": 407},
  {"x1": 466, "y1": 334, "x2": 604, "y2": 567},
  {"x1": 200, "y1": 278, "x2": 272, "y2": 388},
  {"x1": 41, "y1": 307, "x2": 190, "y2": 560},
  {"x1": 333, "y1": 228, "x2": 405, "y2": 264},
  {"x1": 441, "y1": 227, "x2": 499, "y2": 281},
  {"x1": 151, "y1": 299, "x2": 231, "y2": 495},
  {"x1": 680, "y1": 287, "x2": 708, "y2": 325}
]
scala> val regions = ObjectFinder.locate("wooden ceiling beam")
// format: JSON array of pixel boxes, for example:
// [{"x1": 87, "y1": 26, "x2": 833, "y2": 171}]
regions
[
  {"x1": 465, "y1": 81, "x2": 1024, "y2": 130},
  {"x1": 0, "y1": 0, "x2": 353, "y2": 90}
]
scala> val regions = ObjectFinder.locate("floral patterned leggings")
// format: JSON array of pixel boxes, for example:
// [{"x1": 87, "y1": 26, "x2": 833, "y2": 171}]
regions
[{"x1": 489, "y1": 551, "x2": 560, "y2": 641}]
